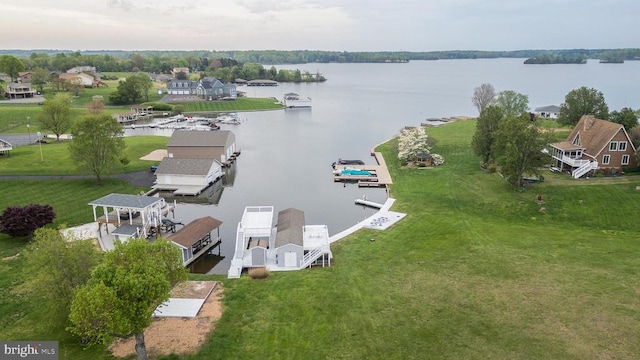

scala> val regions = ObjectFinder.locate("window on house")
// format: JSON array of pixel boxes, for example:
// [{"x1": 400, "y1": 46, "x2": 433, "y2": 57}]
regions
[
  {"x1": 622, "y1": 155, "x2": 629, "y2": 165},
  {"x1": 609, "y1": 142, "x2": 618, "y2": 151},
  {"x1": 603, "y1": 155, "x2": 610, "y2": 165},
  {"x1": 619, "y1": 142, "x2": 627, "y2": 151}
]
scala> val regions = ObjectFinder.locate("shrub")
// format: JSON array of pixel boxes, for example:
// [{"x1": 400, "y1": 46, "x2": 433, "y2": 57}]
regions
[
  {"x1": 622, "y1": 165, "x2": 639, "y2": 174},
  {"x1": 431, "y1": 153, "x2": 445, "y2": 166},
  {"x1": 142, "y1": 102, "x2": 173, "y2": 111},
  {"x1": 248, "y1": 267, "x2": 270, "y2": 279},
  {"x1": 0, "y1": 204, "x2": 56, "y2": 238}
]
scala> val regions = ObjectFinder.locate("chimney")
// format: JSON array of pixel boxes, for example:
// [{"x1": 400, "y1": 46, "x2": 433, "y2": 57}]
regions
[{"x1": 583, "y1": 115, "x2": 595, "y2": 131}]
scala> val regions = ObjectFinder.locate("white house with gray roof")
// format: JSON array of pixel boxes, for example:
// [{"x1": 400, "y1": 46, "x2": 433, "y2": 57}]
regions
[
  {"x1": 534, "y1": 105, "x2": 561, "y2": 119},
  {"x1": 153, "y1": 157, "x2": 223, "y2": 195},
  {"x1": 167, "y1": 79, "x2": 198, "y2": 95}
]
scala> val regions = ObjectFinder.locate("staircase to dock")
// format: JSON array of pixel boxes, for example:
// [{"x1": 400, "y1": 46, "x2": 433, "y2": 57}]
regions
[
  {"x1": 227, "y1": 226, "x2": 245, "y2": 278},
  {"x1": 299, "y1": 246, "x2": 326, "y2": 269}
]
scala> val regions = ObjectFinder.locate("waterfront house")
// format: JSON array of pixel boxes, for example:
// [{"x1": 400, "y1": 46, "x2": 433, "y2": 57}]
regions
[
  {"x1": 167, "y1": 79, "x2": 198, "y2": 95},
  {"x1": 167, "y1": 130, "x2": 237, "y2": 164},
  {"x1": 196, "y1": 77, "x2": 225, "y2": 100},
  {"x1": 548, "y1": 115, "x2": 637, "y2": 178},
  {"x1": 534, "y1": 105, "x2": 560, "y2": 119},
  {"x1": 166, "y1": 216, "x2": 223, "y2": 266},
  {"x1": 153, "y1": 157, "x2": 223, "y2": 196}
]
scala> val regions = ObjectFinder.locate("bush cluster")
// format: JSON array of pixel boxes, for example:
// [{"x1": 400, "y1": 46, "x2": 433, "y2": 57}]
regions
[
  {"x1": 0, "y1": 204, "x2": 56, "y2": 238},
  {"x1": 248, "y1": 267, "x2": 270, "y2": 279}
]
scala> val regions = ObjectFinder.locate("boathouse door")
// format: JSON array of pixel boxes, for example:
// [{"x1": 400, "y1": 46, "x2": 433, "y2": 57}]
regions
[{"x1": 284, "y1": 252, "x2": 297, "y2": 267}]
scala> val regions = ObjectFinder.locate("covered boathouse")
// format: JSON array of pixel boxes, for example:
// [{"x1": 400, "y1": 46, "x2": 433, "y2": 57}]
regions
[{"x1": 166, "y1": 216, "x2": 223, "y2": 266}]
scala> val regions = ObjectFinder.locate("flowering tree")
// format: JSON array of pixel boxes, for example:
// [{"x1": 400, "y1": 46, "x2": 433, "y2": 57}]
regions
[{"x1": 398, "y1": 128, "x2": 431, "y2": 162}]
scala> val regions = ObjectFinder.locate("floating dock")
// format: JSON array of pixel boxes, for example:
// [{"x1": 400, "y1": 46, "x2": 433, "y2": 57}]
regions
[{"x1": 354, "y1": 199, "x2": 384, "y2": 208}]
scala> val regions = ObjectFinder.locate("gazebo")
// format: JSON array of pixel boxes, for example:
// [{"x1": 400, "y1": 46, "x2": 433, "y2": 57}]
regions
[{"x1": 416, "y1": 152, "x2": 433, "y2": 166}]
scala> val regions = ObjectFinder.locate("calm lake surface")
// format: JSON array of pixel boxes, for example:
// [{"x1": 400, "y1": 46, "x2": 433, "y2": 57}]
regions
[{"x1": 127, "y1": 59, "x2": 640, "y2": 274}]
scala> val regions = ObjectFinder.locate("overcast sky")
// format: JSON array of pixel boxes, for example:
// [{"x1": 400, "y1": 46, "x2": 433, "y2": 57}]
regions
[{"x1": 2, "y1": 0, "x2": 638, "y2": 51}]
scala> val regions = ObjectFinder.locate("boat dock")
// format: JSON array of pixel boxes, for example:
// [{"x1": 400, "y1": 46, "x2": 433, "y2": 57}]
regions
[
  {"x1": 354, "y1": 198, "x2": 384, "y2": 208},
  {"x1": 332, "y1": 152, "x2": 392, "y2": 188}
]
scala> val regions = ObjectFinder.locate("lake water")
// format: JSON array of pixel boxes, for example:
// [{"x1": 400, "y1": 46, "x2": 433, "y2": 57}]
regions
[{"x1": 127, "y1": 58, "x2": 640, "y2": 274}]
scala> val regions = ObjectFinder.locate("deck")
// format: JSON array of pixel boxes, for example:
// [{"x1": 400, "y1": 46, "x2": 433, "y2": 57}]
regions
[
  {"x1": 153, "y1": 184, "x2": 208, "y2": 196},
  {"x1": 332, "y1": 152, "x2": 392, "y2": 187}
]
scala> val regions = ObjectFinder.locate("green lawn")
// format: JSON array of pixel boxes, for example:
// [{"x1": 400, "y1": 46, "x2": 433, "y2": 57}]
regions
[
  {"x1": 1, "y1": 121, "x2": 639, "y2": 359},
  {"x1": 0, "y1": 136, "x2": 167, "y2": 175}
]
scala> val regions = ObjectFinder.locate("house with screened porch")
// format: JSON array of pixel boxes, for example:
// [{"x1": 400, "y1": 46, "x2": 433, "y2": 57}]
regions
[{"x1": 548, "y1": 115, "x2": 637, "y2": 178}]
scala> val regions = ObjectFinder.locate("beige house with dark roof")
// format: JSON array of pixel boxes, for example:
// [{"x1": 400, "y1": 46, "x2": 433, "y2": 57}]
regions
[
  {"x1": 549, "y1": 115, "x2": 637, "y2": 178},
  {"x1": 167, "y1": 130, "x2": 237, "y2": 163}
]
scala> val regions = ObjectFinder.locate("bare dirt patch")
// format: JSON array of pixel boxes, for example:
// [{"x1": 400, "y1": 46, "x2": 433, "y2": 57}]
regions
[
  {"x1": 109, "y1": 281, "x2": 223, "y2": 358},
  {"x1": 140, "y1": 149, "x2": 168, "y2": 161}
]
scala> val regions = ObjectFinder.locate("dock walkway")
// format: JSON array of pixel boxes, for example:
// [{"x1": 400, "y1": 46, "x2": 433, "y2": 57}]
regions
[
  {"x1": 328, "y1": 198, "x2": 405, "y2": 243},
  {"x1": 332, "y1": 152, "x2": 392, "y2": 187}
]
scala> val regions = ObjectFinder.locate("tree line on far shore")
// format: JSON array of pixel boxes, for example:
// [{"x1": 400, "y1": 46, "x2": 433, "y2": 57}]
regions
[{"x1": 2, "y1": 48, "x2": 640, "y2": 66}]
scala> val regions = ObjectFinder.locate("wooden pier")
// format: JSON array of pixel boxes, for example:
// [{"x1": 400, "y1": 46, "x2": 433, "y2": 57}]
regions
[{"x1": 332, "y1": 152, "x2": 392, "y2": 188}]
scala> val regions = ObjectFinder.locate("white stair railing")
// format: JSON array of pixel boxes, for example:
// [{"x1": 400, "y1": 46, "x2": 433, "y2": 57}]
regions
[
  {"x1": 572, "y1": 161, "x2": 596, "y2": 179},
  {"x1": 299, "y1": 246, "x2": 325, "y2": 269},
  {"x1": 233, "y1": 226, "x2": 245, "y2": 260}
]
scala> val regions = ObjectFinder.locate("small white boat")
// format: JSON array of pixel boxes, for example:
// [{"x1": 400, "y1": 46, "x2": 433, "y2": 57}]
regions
[
  {"x1": 283, "y1": 93, "x2": 312, "y2": 108},
  {"x1": 216, "y1": 113, "x2": 241, "y2": 124}
]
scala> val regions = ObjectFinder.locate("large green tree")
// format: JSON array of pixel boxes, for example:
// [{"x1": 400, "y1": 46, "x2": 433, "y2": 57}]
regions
[
  {"x1": 37, "y1": 92, "x2": 73, "y2": 141},
  {"x1": 492, "y1": 113, "x2": 549, "y2": 187},
  {"x1": 494, "y1": 90, "x2": 529, "y2": 118},
  {"x1": 68, "y1": 238, "x2": 187, "y2": 360},
  {"x1": 21, "y1": 228, "x2": 101, "y2": 322},
  {"x1": 472, "y1": 105, "x2": 504, "y2": 164},
  {"x1": 68, "y1": 114, "x2": 125, "y2": 185},
  {"x1": 609, "y1": 107, "x2": 638, "y2": 132},
  {"x1": 0, "y1": 55, "x2": 25, "y2": 81},
  {"x1": 30, "y1": 67, "x2": 49, "y2": 93},
  {"x1": 109, "y1": 72, "x2": 152, "y2": 105},
  {"x1": 558, "y1": 87, "x2": 609, "y2": 126},
  {"x1": 471, "y1": 83, "x2": 496, "y2": 114}
]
